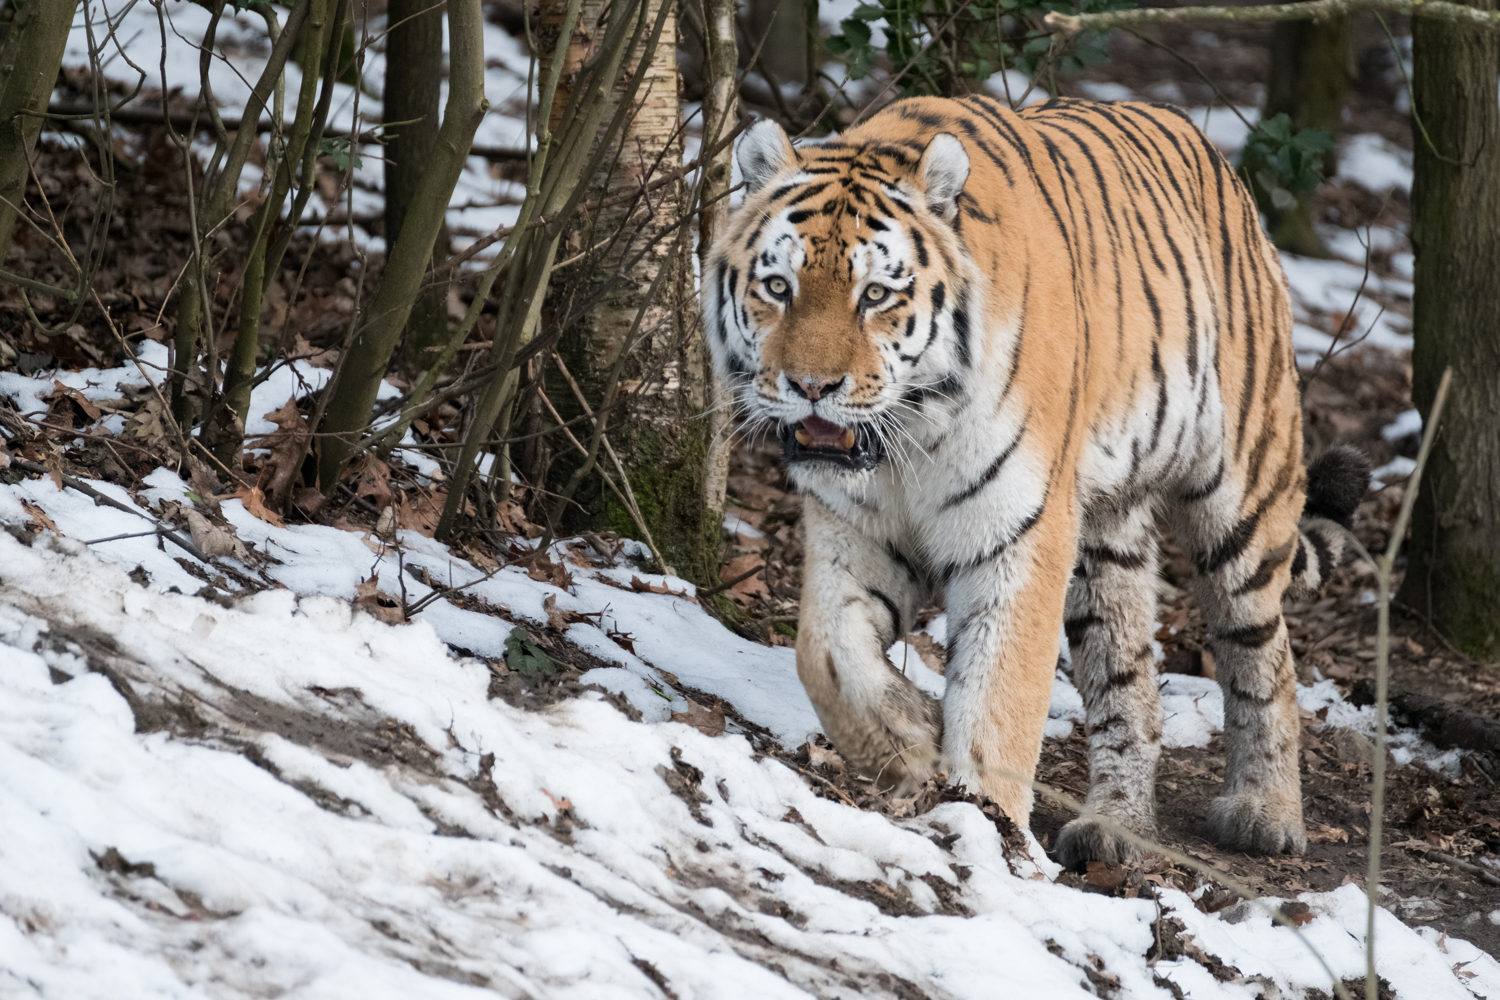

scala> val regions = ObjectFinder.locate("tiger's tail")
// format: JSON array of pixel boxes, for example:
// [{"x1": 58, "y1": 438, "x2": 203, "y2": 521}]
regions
[{"x1": 1288, "y1": 446, "x2": 1371, "y2": 598}]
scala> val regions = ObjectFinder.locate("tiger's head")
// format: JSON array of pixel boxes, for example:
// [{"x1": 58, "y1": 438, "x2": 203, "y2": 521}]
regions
[{"x1": 704, "y1": 118, "x2": 976, "y2": 484}]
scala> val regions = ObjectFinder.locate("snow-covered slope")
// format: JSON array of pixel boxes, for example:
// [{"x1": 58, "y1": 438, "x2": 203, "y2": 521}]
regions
[{"x1": 3, "y1": 472, "x2": 1499, "y2": 997}]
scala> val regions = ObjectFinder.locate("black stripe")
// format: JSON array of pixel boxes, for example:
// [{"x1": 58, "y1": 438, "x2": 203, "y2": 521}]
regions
[
  {"x1": 910, "y1": 228, "x2": 929, "y2": 267},
  {"x1": 1064, "y1": 613, "x2": 1102, "y2": 645},
  {"x1": 1217, "y1": 619, "x2": 1281, "y2": 648},
  {"x1": 1196, "y1": 506, "x2": 1263, "y2": 575},
  {"x1": 940, "y1": 503, "x2": 1044, "y2": 581},
  {"x1": 940, "y1": 420, "x2": 1026, "y2": 510},
  {"x1": 1176, "y1": 461, "x2": 1224, "y2": 503},
  {"x1": 1309, "y1": 528, "x2": 1334, "y2": 585},
  {"x1": 784, "y1": 182, "x2": 831, "y2": 206},
  {"x1": 1083, "y1": 544, "x2": 1149, "y2": 570},
  {"x1": 868, "y1": 588, "x2": 902, "y2": 643},
  {"x1": 1236, "y1": 542, "x2": 1295, "y2": 594},
  {"x1": 951, "y1": 292, "x2": 972, "y2": 367},
  {"x1": 1290, "y1": 538, "x2": 1308, "y2": 579},
  {"x1": 1105, "y1": 668, "x2": 1142, "y2": 690}
]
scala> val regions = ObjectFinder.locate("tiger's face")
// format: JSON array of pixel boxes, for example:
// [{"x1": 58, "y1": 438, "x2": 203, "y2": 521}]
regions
[{"x1": 704, "y1": 120, "x2": 975, "y2": 482}]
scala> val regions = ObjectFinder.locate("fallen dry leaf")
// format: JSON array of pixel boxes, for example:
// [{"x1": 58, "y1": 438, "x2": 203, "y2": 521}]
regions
[
  {"x1": 542, "y1": 593, "x2": 599, "y2": 631},
  {"x1": 1307, "y1": 823, "x2": 1349, "y2": 844},
  {"x1": 526, "y1": 554, "x2": 573, "y2": 590},
  {"x1": 0, "y1": 439, "x2": 10, "y2": 468},
  {"x1": 670, "y1": 699, "x2": 726, "y2": 737},
  {"x1": 252, "y1": 398, "x2": 309, "y2": 507},
  {"x1": 21, "y1": 500, "x2": 58, "y2": 534},
  {"x1": 395, "y1": 490, "x2": 445, "y2": 537},
  {"x1": 180, "y1": 509, "x2": 250, "y2": 560},
  {"x1": 630, "y1": 575, "x2": 696, "y2": 603},
  {"x1": 351, "y1": 455, "x2": 394, "y2": 510},
  {"x1": 48, "y1": 380, "x2": 102, "y2": 421},
  {"x1": 235, "y1": 486, "x2": 285, "y2": 527},
  {"x1": 804, "y1": 742, "x2": 845, "y2": 772},
  {"x1": 123, "y1": 396, "x2": 173, "y2": 453},
  {"x1": 720, "y1": 553, "x2": 767, "y2": 598},
  {"x1": 353, "y1": 574, "x2": 406, "y2": 625},
  {"x1": 1084, "y1": 861, "x2": 1125, "y2": 892}
]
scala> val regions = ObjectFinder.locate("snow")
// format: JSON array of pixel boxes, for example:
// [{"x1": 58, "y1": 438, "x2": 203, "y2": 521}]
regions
[
  {"x1": 5, "y1": 346, "x2": 1500, "y2": 995},
  {"x1": 1382, "y1": 409, "x2": 1422, "y2": 442},
  {"x1": 1373, "y1": 456, "x2": 1418, "y2": 482},
  {"x1": 1340, "y1": 134, "x2": 1415, "y2": 193}
]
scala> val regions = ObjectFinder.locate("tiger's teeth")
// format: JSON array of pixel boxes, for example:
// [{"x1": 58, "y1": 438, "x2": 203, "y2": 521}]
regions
[
  {"x1": 840, "y1": 429, "x2": 856, "y2": 450},
  {"x1": 795, "y1": 429, "x2": 812, "y2": 446}
]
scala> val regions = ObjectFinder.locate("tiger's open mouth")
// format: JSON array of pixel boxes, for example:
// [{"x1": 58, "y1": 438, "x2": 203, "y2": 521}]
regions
[{"x1": 780, "y1": 415, "x2": 884, "y2": 471}]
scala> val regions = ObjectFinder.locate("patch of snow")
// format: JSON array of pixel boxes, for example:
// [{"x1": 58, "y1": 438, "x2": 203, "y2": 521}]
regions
[
  {"x1": 1340, "y1": 134, "x2": 1414, "y2": 193},
  {"x1": 1187, "y1": 106, "x2": 1261, "y2": 156},
  {"x1": 1382, "y1": 409, "x2": 1422, "y2": 442},
  {"x1": 1373, "y1": 456, "x2": 1417, "y2": 482}
]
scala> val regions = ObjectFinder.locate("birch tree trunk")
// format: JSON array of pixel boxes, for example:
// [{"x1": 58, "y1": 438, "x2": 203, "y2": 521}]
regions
[
  {"x1": 700, "y1": 0, "x2": 739, "y2": 517},
  {"x1": 1397, "y1": 0, "x2": 1500, "y2": 660},
  {"x1": 538, "y1": 0, "x2": 720, "y2": 582}
]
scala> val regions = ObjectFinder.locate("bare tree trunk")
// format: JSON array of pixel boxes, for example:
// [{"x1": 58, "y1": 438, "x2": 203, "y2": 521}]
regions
[
  {"x1": 315, "y1": 0, "x2": 487, "y2": 490},
  {"x1": 541, "y1": 0, "x2": 720, "y2": 581},
  {"x1": 700, "y1": 0, "x2": 738, "y2": 517},
  {"x1": 746, "y1": 0, "x2": 807, "y2": 87},
  {"x1": 384, "y1": 0, "x2": 450, "y2": 365},
  {"x1": 1398, "y1": 0, "x2": 1500, "y2": 661},
  {"x1": 0, "y1": 0, "x2": 80, "y2": 267},
  {"x1": 1256, "y1": 16, "x2": 1351, "y2": 257}
]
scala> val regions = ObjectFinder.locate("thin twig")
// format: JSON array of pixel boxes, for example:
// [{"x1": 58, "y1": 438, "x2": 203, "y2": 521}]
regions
[
  {"x1": 1364, "y1": 365, "x2": 1451, "y2": 1000},
  {"x1": 9, "y1": 458, "x2": 210, "y2": 563}
]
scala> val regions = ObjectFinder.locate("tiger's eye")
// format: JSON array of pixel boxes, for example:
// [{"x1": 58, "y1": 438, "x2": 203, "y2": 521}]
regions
[
  {"x1": 767, "y1": 276, "x2": 789, "y2": 297},
  {"x1": 864, "y1": 285, "x2": 888, "y2": 304}
]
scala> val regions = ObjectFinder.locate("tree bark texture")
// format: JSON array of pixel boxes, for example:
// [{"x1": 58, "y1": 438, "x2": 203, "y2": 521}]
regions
[
  {"x1": 316, "y1": 0, "x2": 487, "y2": 490},
  {"x1": 1399, "y1": 0, "x2": 1500, "y2": 660},
  {"x1": 385, "y1": 0, "x2": 452, "y2": 363},
  {"x1": 0, "y1": 0, "x2": 80, "y2": 267},
  {"x1": 699, "y1": 0, "x2": 738, "y2": 517},
  {"x1": 1258, "y1": 14, "x2": 1350, "y2": 256},
  {"x1": 539, "y1": 0, "x2": 719, "y2": 582},
  {"x1": 745, "y1": 0, "x2": 808, "y2": 87}
]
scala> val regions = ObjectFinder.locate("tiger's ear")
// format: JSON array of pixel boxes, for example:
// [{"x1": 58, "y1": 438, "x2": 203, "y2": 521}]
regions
[
  {"x1": 918, "y1": 133, "x2": 970, "y2": 223},
  {"x1": 737, "y1": 118, "x2": 797, "y2": 195}
]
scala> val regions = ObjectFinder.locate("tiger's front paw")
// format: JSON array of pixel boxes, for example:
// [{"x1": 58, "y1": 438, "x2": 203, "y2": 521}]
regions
[
  {"x1": 1054, "y1": 813, "x2": 1152, "y2": 870},
  {"x1": 831, "y1": 683, "x2": 942, "y2": 788},
  {"x1": 1206, "y1": 792, "x2": 1307, "y2": 855}
]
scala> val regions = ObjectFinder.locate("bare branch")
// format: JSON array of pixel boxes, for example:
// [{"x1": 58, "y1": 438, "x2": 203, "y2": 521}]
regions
[{"x1": 1045, "y1": 0, "x2": 1500, "y2": 37}]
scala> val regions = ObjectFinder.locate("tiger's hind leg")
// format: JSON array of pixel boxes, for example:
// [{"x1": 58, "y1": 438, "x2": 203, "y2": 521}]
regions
[
  {"x1": 1055, "y1": 500, "x2": 1164, "y2": 868},
  {"x1": 1176, "y1": 469, "x2": 1309, "y2": 856}
]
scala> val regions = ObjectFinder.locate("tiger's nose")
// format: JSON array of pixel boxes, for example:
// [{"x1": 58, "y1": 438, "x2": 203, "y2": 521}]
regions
[{"x1": 788, "y1": 375, "x2": 845, "y2": 400}]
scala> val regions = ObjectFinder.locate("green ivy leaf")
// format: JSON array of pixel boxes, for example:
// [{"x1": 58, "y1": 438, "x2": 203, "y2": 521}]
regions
[
  {"x1": 504, "y1": 627, "x2": 556, "y2": 677},
  {"x1": 318, "y1": 136, "x2": 363, "y2": 171}
]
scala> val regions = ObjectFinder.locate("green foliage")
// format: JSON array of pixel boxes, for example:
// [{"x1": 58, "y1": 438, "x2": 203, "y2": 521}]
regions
[
  {"x1": 826, "y1": 0, "x2": 1133, "y2": 99},
  {"x1": 504, "y1": 628, "x2": 557, "y2": 676},
  {"x1": 1242, "y1": 113, "x2": 1336, "y2": 212},
  {"x1": 318, "y1": 136, "x2": 363, "y2": 171}
]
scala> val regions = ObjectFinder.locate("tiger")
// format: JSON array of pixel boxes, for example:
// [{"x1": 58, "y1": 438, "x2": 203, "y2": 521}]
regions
[{"x1": 702, "y1": 93, "x2": 1370, "y2": 866}]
